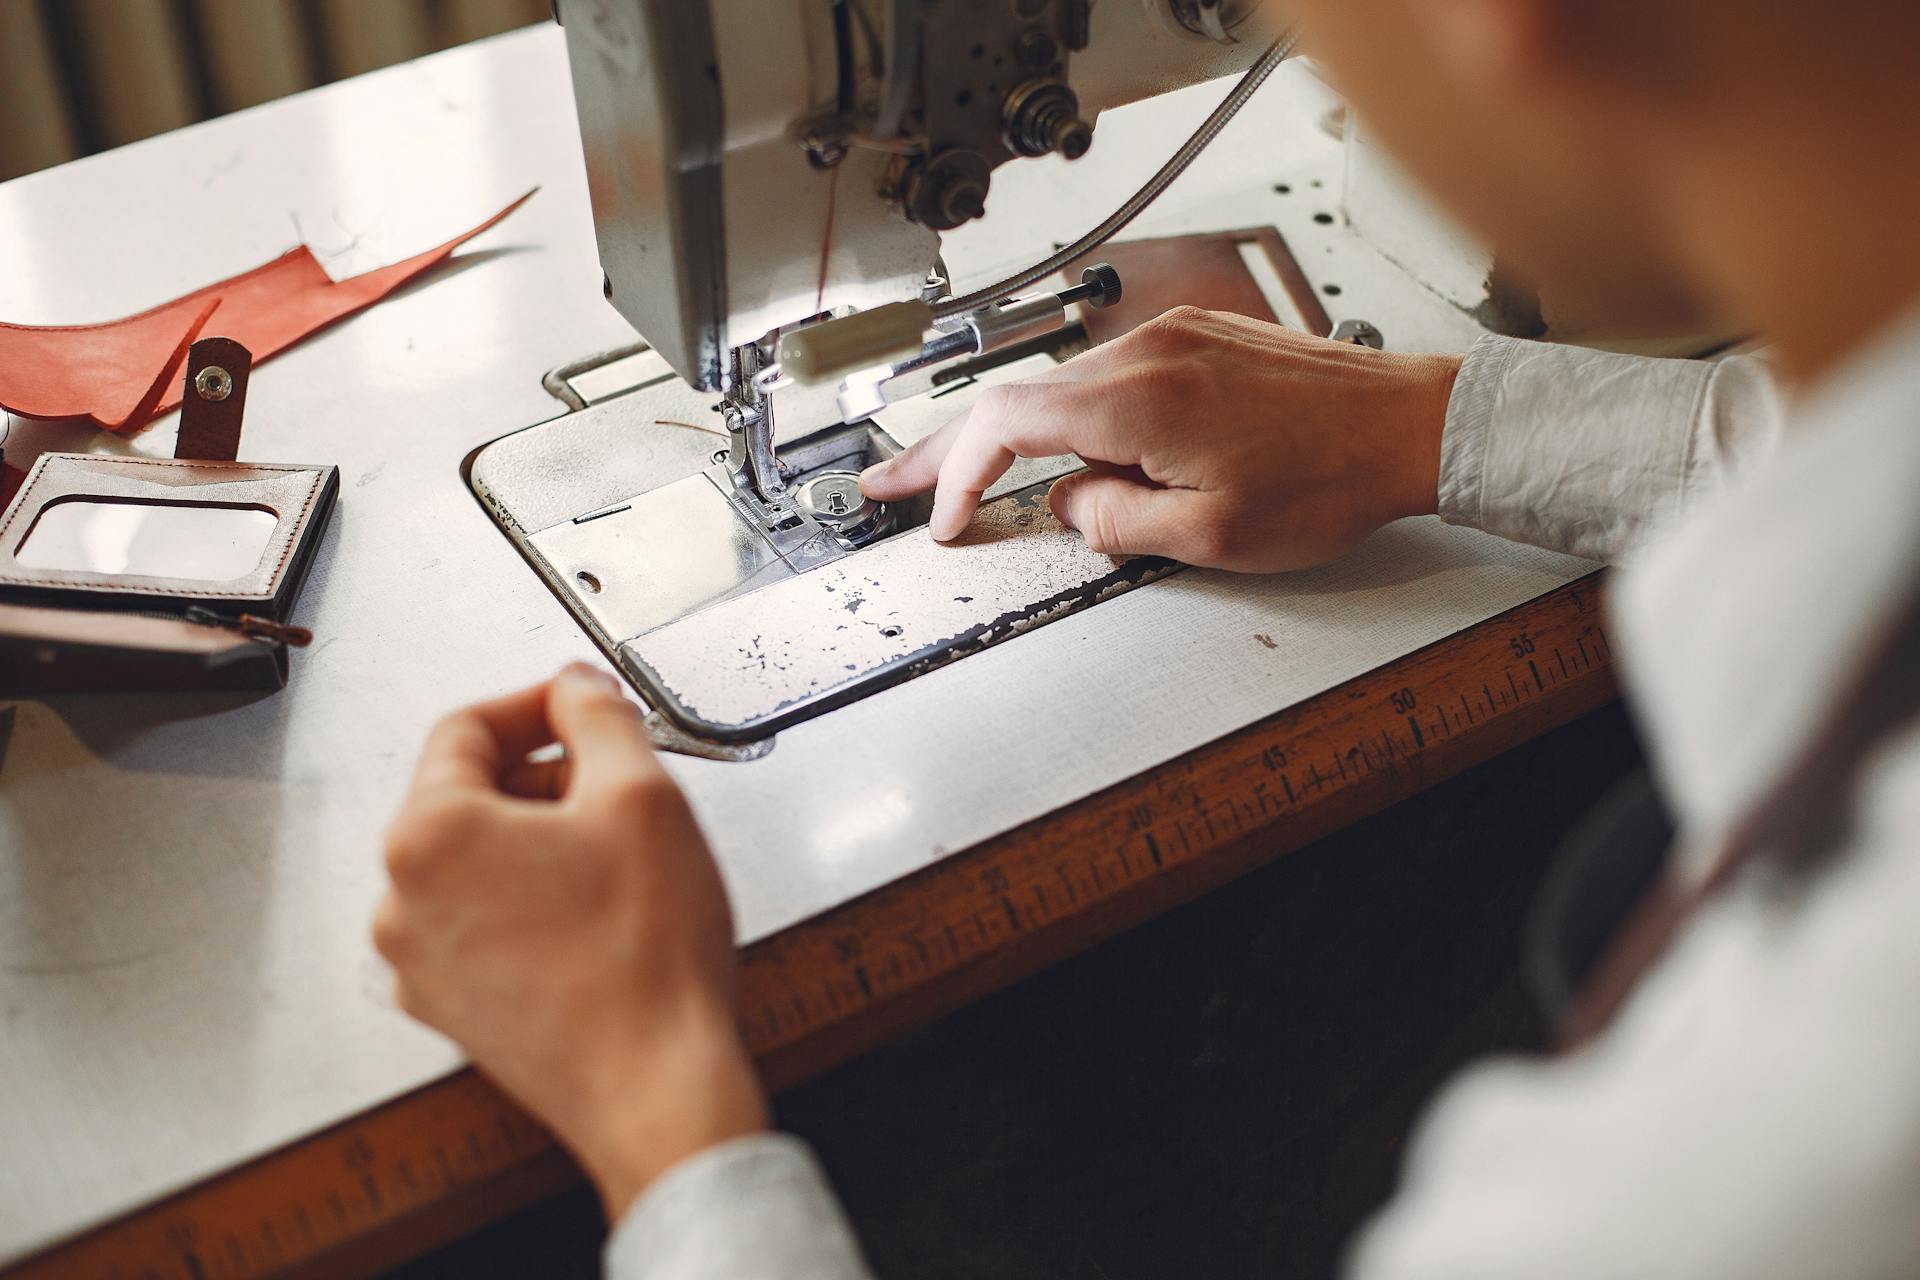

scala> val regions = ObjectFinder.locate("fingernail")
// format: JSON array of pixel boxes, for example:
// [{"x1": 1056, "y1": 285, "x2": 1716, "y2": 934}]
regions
[
  {"x1": 858, "y1": 461, "x2": 891, "y2": 492},
  {"x1": 558, "y1": 661, "x2": 620, "y2": 691}
]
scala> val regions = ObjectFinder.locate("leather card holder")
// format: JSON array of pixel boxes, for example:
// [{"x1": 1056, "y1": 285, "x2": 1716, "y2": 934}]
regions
[
  {"x1": 0, "y1": 453, "x2": 337, "y2": 693},
  {"x1": 0, "y1": 453, "x2": 336, "y2": 616}
]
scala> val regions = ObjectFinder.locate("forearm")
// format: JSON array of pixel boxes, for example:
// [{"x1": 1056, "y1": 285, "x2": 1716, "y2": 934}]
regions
[{"x1": 1437, "y1": 336, "x2": 1784, "y2": 562}]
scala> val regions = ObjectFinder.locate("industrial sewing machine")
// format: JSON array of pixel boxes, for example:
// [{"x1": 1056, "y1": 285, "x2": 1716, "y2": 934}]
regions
[
  {"x1": 467, "y1": 0, "x2": 1320, "y2": 748},
  {"x1": 469, "y1": 0, "x2": 1454, "y2": 750}
]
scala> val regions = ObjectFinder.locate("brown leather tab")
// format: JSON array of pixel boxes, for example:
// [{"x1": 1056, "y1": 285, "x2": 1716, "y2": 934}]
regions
[
  {"x1": 1070, "y1": 228, "x2": 1335, "y2": 347},
  {"x1": 175, "y1": 336, "x2": 252, "y2": 461}
]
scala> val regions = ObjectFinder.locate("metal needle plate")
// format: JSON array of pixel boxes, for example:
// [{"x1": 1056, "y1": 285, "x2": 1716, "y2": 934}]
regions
[{"x1": 620, "y1": 482, "x2": 1179, "y2": 741}]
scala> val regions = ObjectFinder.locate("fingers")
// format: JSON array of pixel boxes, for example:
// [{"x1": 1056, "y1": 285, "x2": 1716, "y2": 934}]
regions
[
  {"x1": 859, "y1": 406, "x2": 968, "y2": 502},
  {"x1": 409, "y1": 663, "x2": 653, "y2": 810},
  {"x1": 544, "y1": 662, "x2": 668, "y2": 800},
  {"x1": 863, "y1": 380, "x2": 1126, "y2": 541},
  {"x1": 858, "y1": 346, "x2": 1123, "y2": 500},
  {"x1": 928, "y1": 407, "x2": 1014, "y2": 542},
  {"x1": 1048, "y1": 470, "x2": 1225, "y2": 564},
  {"x1": 502, "y1": 751, "x2": 571, "y2": 800},
  {"x1": 413, "y1": 680, "x2": 556, "y2": 794}
]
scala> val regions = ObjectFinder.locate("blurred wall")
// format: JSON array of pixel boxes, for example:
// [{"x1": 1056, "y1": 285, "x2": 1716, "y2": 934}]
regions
[{"x1": 0, "y1": 0, "x2": 552, "y2": 182}]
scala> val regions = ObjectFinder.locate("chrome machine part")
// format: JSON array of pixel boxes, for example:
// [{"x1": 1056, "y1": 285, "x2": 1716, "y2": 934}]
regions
[
  {"x1": 1329, "y1": 318, "x2": 1386, "y2": 349},
  {"x1": 795, "y1": 469, "x2": 893, "y2": 545},
  {"x1": 833, "y1": 263, "x2": 1122, "y2": 422},
  {"x1": 721, "y1": 342, "x2": 789, "y2": 502},
  {"x1": 713, "y1": 341, "x2": 854, "y2": 586},
  {"x1": 960, "y1": 261, "x2": 1123, "y2": 356},
  {"x1": 932, "y1": 28, "x2": 1300, "y2": 320},
  {"x1": 618, "y1": 480, "x2": 1181, "y2": 743},
  {"x1": 558, "y1": 0, "x2": 1267, "y2": 390},
  {"x1": 1000, "y1": 79, "x2": 1094, "y2": 160},
  {"x1": 898, "y1": 0, "x2": 1095, "y2": 231}
]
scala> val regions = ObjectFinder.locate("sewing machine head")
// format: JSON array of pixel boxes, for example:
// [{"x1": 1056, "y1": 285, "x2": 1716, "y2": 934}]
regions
[
  {"x1": 555, "y1": 0, "x2": 1268, "y2": 393},
  {"x1": 468, "y1": 2, "x2": 1283, "y2": 748}
]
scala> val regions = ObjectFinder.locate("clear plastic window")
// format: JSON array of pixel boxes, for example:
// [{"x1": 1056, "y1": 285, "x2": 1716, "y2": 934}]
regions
[{"x1": 16, "y1": 498, "x2": 277, "y2": 583}]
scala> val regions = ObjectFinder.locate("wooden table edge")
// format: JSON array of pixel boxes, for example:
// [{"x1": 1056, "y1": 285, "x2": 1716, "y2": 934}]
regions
[{"x1": 7, "y1": 572, "x2": 1616, "y2": 1280}]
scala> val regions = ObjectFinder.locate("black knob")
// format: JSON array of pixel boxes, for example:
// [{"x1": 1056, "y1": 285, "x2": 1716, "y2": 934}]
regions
[
  {"x1": 1056, "y1": 262, "x2": 1123, "y2": 310},
  {"x1": 1078, "y1": 262, "x2": 1122, "y2": 308}
]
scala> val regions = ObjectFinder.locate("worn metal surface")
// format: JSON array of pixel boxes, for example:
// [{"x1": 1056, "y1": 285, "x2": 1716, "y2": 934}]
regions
[
  {"x1": 474, "y1": 349, "x2": 1085, "y2": 735},
  {"x1": 624, "y1": 483, "x2": 1179, "y2": 739},
  {"x1": 527, "y1": 473, "x2": 795, "y2": 644},
  {"x1": 0, "y1": 30, "x2": 1589, "y2": 1267}
]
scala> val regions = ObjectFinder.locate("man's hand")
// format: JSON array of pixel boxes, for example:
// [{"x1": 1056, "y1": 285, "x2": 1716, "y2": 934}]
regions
[
  {"x1": 861, "y1": 307, "x2": 1461, "y2": 572},
  {"x1": 374, "y1": 665, "x2": 767, "y2": 1219}
]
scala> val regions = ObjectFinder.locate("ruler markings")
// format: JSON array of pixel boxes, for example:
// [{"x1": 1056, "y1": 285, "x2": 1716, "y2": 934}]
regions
[{"x1": 9, "y1": 577, "x2": 1614, "y2": 1280}]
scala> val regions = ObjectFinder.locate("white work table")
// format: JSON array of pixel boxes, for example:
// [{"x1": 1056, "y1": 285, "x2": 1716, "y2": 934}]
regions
[{"x1": 0, "y1": 25, "x2": 1588, "y2": 1266}]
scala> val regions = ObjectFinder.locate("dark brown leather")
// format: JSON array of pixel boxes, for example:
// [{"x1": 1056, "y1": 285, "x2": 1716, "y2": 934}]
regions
[
  {"x1": 0, "y1": 452, "x2": 337, "y2": 619},
  {"x1": 0, "y1": 601, "x2": 287, "y2": 693},
  {"x1": 1073, "y1": 228, "x2": 1334, "y2": 348},
  {"x1": 175, "y1": 336, "x2": 252, "y2": 462}
]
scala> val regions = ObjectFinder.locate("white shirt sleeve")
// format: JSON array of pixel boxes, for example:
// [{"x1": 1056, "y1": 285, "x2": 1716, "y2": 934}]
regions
[
  {"x1": 603, "y1": 1133, "x2": 874, "y2": 1280},
  {"x1": 1346, "y1": 729, "x2": 1920, "y2": 1280},
  {"x1": 1436, "y1": 336, "x2": 1783, "y2": 562}
]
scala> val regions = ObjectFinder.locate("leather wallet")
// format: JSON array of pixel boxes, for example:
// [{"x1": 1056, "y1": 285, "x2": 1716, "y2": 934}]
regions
[{"x1": 0, "y1": 452, "x2": 337, "y2": 693}]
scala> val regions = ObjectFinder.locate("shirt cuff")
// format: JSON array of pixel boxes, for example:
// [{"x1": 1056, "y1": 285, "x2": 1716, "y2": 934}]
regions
[
  {"x1": 1432, "y1": 334, "x2": 1724, "y2": 563},
  {"x1": 1435, "y1": 333, "x2": 1523, "y2": 533},
  {"x1": 603, "y1": 1133, "x2": 874, "y2": 1280}
]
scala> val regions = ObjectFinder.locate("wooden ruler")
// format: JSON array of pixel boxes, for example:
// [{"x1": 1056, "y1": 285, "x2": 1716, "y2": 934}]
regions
[{"x1": 9, "y1": 575, "x2": 1616, "y2": 1280}]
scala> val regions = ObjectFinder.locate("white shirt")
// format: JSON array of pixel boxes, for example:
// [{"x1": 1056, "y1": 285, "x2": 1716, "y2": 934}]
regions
[{"x1": 606, "y1": 313, "x2": 1920, "y2": 1279}]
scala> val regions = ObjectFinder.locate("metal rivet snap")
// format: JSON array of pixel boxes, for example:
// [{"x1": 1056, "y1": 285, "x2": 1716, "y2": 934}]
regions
[{"x1": 194, "y1": 366, "x2": 233, "y2": 401}]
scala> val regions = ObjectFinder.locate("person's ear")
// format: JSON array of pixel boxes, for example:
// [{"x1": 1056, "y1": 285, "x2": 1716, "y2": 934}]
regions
[{"x1": 1404, "y1": 0, "x2": 1560, "y2": 88}]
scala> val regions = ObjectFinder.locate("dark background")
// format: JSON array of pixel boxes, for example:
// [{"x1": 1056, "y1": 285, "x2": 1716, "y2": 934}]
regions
[{"x1": 394, "y1": 702, "x2": 1642, "y2": 1279}]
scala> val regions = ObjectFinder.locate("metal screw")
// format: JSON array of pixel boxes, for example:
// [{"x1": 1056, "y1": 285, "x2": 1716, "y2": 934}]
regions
[
  {"x1": 1329, "y1": 319, "x2": 1384, "y2": 350},
  {"x1": 800, "y1": 122, "x2": 852, "y2": 169},
  {"x1": 194, "y1": 366, "x2": 233, "y2": 401}
]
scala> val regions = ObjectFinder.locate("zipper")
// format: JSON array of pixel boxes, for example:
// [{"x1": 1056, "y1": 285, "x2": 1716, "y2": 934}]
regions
[{"x1": 104, "y1": 604, "x2": 314, "y2": 648}]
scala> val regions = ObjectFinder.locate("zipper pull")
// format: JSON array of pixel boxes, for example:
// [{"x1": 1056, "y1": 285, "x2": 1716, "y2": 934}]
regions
[
  {"x1": 182, "y1": 606, "x2": 314, "y2": 648},
  {"x1": 238, "y1": 614, "x2": 314, "y2": 648}
]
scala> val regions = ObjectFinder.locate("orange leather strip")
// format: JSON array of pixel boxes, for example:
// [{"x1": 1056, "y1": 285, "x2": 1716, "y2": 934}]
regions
[{"x1": 0, "y1": 190, "x2": 535, "y2": 436}]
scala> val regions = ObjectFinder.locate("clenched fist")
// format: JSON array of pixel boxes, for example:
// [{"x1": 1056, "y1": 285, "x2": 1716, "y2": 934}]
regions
[
  {"x1": 861, "y1": 306, "x2": 1460, "y2": 572},
  {"x1": 374, "y1": 665, "x2": 767, "y2": 1218}
]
